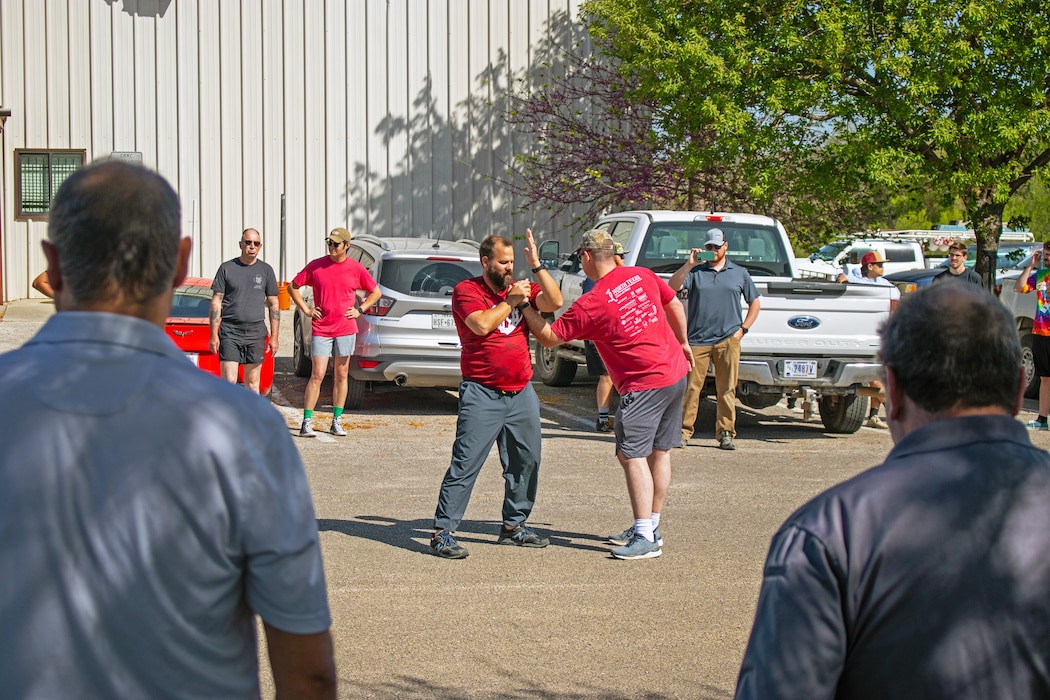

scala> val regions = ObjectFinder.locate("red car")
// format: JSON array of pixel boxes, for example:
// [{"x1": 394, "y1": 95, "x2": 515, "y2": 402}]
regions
[{"x1": 165, "y1": 277, "x2": 275, "y2": 396}]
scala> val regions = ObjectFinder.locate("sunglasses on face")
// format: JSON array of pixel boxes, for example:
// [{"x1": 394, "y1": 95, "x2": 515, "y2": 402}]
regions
[
  {"x1": 241, "y1": 240, "x2": 261, "y2": 247},
  {"x1": 705, "y1": 244, "x2": 721, "y2": 251},
  {"x1": 326, "y1": 240, "x2": 343, "y2": 248}
]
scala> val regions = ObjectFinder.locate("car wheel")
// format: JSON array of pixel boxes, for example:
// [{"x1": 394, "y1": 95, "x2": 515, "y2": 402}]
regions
[
  {"x1": 533, "y1": 343, "x2": 578, "y2": 387},
  {"x1": 292, "y1": 315, "x2": 311, "y2": 378},
  {"x1": 1021, "y1": 333, "x2": 1039, "y2": 399},
  {"x1": 819, "y1": 394, "x2": 869, "y2": 434},
  {"x1": 343, "y1": 376, "x2": 366, "y2": 410}
]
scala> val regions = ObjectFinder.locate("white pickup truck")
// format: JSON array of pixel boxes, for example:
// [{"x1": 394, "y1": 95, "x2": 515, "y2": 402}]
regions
[{"x1": 536, "y1": 210, "x2": 896, "y2": 433}]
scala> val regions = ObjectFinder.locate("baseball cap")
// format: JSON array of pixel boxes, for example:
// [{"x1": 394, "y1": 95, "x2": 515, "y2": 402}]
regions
[
  {"x1": 578, "y1": 229, "x2": 615, "y2": 252},
  {"x1": 613, "y1": 242, "x2": 629, "y2": 257},
  {"x1": 861, "y1": 251, "x2": 888, "y2": 266},
  {"x1": 705, "y1": 229, "x2": 725, "y2": 246},
  {"x1": 328, "y1": 227, "x2": 352, "y2": 244}
]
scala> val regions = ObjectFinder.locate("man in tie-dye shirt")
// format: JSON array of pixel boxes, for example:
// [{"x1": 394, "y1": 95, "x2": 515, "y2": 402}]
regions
[{"x1": 1013, "y1": 240, "x2": 1050, "y2": 429}]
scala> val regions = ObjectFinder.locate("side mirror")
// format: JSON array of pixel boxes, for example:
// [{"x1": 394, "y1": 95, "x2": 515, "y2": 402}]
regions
[{"x1": 539, "y1": 240, "x2": 561, "y2": 270}]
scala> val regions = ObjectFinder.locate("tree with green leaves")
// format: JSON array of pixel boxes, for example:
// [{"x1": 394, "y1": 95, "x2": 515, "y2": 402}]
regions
[
  {"x1": 500, "y1": 35, "x2": 881, "y2": 248},
  {"x1": 584, "y1": 0, "x2": 1050, "y2": 287}
]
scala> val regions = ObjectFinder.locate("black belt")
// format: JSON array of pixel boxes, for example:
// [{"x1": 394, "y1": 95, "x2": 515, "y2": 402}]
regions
[{"x1": 466, "y1": 380, "x2": 522, "y2": 397}]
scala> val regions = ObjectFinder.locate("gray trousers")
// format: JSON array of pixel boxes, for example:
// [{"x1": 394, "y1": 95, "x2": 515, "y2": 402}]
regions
[{"x1": 433, "y1": 380, "x2": 542, "y2": 533}]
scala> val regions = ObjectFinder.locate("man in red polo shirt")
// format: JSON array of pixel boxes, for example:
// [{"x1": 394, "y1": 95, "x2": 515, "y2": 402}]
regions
[{"x1": 430, "y1": 230, "x2": 563, "y2": 559}]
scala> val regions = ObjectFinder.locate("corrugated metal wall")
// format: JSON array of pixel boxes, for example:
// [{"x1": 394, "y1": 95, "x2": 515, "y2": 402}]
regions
[{"x1": 0, "y1": 0, "x2": 589, "y2": 300}]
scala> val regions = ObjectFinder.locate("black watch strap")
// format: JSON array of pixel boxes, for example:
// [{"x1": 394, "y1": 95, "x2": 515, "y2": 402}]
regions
[
  {"x1": 531, "y1": 264, "x2": 547, "y2": 273},
  {"x1": 740, "y1": 325, "x2": 749, "y2": 335}
]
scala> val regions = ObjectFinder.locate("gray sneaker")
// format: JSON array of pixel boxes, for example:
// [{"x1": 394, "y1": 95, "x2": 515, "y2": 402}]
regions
[
  {"x1": 329, "y1": 419, "x2": 347, "y2": 436},
  {"x1": 498, "y1": 524, "x2": 550, "y2": 548},
  {"x1": 607, "y1": 525, "x2": 663, "y2": 547},
  {"x1": 611, "y1": 533, "x2": 662, "y2": 560},
  {"x1": 430, "y1": 530, "x2": 469, "y2": 559},
  {"x1": 299, "y1": 420, "x2": 316, "y2": 438},
  {"x1": 719, "y1": 431, "x2": 736, "y2": 450}
]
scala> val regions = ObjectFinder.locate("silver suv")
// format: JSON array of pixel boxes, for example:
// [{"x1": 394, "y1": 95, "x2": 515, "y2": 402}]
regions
[{"x1": 292, "y1": 235, "x2": 482, "y2": 408}]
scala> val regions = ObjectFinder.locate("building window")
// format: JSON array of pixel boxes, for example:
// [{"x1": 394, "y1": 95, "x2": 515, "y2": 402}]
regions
[{"x1": 15, "y1": 149, "x2": 86, "y2": 219}]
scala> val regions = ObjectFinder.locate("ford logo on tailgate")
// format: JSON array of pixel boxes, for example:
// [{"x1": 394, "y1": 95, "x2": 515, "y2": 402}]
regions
[{"x1": 787, "y1": 315, "x2": 821, "y2": 330}]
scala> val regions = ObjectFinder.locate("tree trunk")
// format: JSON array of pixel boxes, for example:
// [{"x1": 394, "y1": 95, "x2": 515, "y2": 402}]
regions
[{"x1": 964, "y1": 190, "x2": 1005, "y2": 292}]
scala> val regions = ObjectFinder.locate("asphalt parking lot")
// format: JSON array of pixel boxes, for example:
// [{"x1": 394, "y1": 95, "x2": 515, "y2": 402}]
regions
[{"x1": 4, "y1": 299, "x2": 1050, "y2": 698}]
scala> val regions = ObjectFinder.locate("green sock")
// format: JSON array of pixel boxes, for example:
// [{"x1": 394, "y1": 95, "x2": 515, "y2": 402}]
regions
[
  {"x1": 304, "y1": 409, "x2": 313, "y2": 420},
  {"x1": 333, "y1": 407, "x2": 344, "y2": 419}
]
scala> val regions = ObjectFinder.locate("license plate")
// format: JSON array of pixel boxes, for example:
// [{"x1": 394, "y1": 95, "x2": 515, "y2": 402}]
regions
[
  {"x1": 431, "y1": 313, "x2": 455, "y2": 329},
  {"x1": 783, "y1": 360, "x2": 817, "y2": 378},
  {"x1": 185, "y1": 352, "x2": 199, "y2": 366}
]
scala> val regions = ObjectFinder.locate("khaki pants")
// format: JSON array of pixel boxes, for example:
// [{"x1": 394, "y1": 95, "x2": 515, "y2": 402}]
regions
[{"x1": 681, "y1": 336, "x2": 740, "y2": 441}]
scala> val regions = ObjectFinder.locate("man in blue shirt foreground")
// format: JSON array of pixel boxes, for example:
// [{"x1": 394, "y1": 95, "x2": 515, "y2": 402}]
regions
[
  {"x1": 0, "y1": 160, "x2": 336, "y2": 698},
  {"x1": 735, "y1": 283, "x2": 1050, "y2": 699}
]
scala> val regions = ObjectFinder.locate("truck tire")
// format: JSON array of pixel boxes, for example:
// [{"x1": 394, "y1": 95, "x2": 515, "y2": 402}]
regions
[
  {"x1": 343, "y1": 376, "x2": 366, "y2": 410},
  {"x1": 534, "y1": 344, "x2": 578, "y2": 386},
  {"x1": 819, "y1": 394, "x2": 869, "y2": 434},
  {"x1": 292, "y1": 315, "x2": 311, "y2": 378},
  {"x1": 1021, "y1": 333, "x2": 1039, "y2": 399},
  {"x1": 739, "y1": 392, "x2": 782, "y2": 410}
]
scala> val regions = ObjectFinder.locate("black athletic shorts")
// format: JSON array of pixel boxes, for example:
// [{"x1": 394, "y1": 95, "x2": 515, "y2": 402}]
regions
[
  {"x1": 1034, "y1": 334, "x2": 1050, "y2": 378},
  {"x1": 218, "y1": 322, "x2": 267, "y2": 364}
]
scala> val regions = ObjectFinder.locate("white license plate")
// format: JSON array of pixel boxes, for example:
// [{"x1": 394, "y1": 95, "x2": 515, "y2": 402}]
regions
[
  {"x1": 431, "y1": 313, "x2": 455, "y2": 329},
  {"x1": 185, "y1": 352, "x2": 199, "y2": 366},
  {"x1": 783, "y1": 360, "x2": 817, "y2": 378}
]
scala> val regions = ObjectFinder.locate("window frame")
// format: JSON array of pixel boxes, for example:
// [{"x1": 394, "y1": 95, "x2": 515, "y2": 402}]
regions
[{"x1": 14, "y1": 148, "x2": 86, "y2": 220}]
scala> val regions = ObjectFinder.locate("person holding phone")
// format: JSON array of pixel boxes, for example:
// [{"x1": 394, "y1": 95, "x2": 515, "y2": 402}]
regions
[
  {"x1": 669, "y1": 228, "x2": 761, "y2": 451},
  {"x1": 1013, "y1": 241, "x2": 1050, "y2": 429}
]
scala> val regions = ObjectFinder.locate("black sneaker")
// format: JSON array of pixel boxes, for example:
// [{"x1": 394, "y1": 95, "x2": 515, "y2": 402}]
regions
[
  {"x1": 719, "y1": 431, "x2": 736, "y2": 451},
  {"x1": 498, "y1": 524, "x2": 550, "y2": 548},
  {"x1": 430, "y1": 530, "x2": 469, "y2": 559},
  {"x1": 595, "y1": 417, "x2": 614, "y2": 433}
]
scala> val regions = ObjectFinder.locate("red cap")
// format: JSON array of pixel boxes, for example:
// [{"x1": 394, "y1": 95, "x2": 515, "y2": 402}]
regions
[{"x1": 861, "y1": 251, "x2": 888, "y2": 266}]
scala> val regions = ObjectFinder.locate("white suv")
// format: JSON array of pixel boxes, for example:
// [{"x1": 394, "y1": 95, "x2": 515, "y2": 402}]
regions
[{"x1": 292, "y1": 235, "x2": 482, "y2": 408}]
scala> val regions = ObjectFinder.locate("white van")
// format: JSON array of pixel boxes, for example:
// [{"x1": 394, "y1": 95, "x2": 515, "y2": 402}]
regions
[{"x1": 798, "y1": 239, "x2": 925, "y2": 278}]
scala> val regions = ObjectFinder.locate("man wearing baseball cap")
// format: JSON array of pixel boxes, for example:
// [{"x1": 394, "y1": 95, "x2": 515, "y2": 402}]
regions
[
  {"x1": 669, "y1": 227, "x2": 761, "y2": 451},
  {"x1": 288, "y1": 227, "x2": 383, "y2": 437},
  {"x1": 838, "y1": 250, "x2": 901, "y2": 428}
]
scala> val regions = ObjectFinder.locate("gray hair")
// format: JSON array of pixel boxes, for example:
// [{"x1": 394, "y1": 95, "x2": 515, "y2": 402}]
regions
[
  {"x1": 878, "y1": 284, "x2": 1021, "y2": 413},
  {"x1": 47, "y1": 160, "x2": 181, "y2": 306}
]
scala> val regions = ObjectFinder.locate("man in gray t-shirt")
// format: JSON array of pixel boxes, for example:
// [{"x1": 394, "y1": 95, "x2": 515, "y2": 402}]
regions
[{"x1": 210, "y1": 228, "x2": 280, "y2": 393}]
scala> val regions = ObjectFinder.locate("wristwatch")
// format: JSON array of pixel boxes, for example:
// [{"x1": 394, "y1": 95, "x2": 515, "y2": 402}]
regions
[
  {"x1": 740, "y1": 326, "x2": 750, "y2": 335},
  {"x1": 531, "y1": 264, "x2": 547, "y2": 274},
  {"x1": 516, "y1": 300, "x2": 532, "y2": 311}
]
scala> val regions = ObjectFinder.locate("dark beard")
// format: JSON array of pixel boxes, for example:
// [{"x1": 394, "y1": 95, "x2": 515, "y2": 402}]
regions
[{"x1": 485, "y1": 266, "x2": 512, "y2": 290}]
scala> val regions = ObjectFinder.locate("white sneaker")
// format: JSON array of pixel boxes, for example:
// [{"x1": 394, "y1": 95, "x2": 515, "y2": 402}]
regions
[
  {"x1": 866, "y1": 415, "x2": 888, "y2": 429},
  {"x1": 299, "y1": 420, "x2": 316, "y2": 438},
  {"x1": 329, "y1": 420, "x2": 347, "y2": 437}
]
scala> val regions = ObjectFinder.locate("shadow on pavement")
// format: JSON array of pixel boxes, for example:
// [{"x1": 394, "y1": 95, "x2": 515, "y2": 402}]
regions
[{"x1": 318, "y1": 516, "x2": 613, "y2": 555}]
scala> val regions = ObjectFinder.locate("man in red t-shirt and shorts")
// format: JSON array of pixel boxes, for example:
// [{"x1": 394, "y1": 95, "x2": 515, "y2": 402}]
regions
[
  {"x1": 522, "y1": 230, "x2": 693, "y2": 560},
  {"x1": 288, "y1": 227, "x2": 382, "y2": 437},
  {"x1": 430, "y1": 230, "x2": 563, "y2": 559}
]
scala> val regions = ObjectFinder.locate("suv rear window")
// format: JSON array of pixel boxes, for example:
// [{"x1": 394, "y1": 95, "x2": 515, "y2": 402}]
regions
[{"x1": 379, "y1": 259, "x2": 482, "y2": 297}]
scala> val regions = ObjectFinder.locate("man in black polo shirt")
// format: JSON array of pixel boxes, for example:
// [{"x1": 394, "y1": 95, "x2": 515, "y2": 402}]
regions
[{"x1": 735, "y1": 283, "x2": 1050, "y2": 700}]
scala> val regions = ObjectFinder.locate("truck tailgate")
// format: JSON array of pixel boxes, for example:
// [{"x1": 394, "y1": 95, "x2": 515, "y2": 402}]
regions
[{"x1": 742, "y1": 279, "x2": 891, "y2": 356}]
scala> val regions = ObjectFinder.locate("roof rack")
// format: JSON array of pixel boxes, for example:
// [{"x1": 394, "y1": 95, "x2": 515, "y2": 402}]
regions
[{"x1": 837, "y1": 228, "x2": 1035, "y2": 243}]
